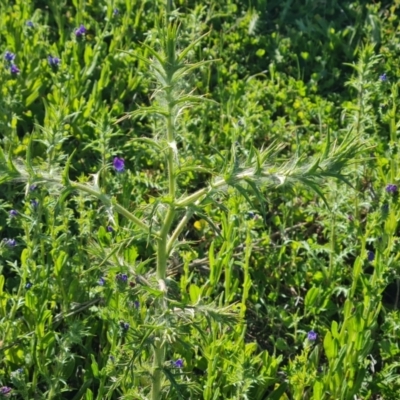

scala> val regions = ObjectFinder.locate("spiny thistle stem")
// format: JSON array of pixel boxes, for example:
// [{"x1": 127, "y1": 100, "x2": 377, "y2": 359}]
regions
[
  {"x1": 152, "y1": 68, "x2": 178, "y2": 400},
  {"x1": 156, "y1": 207, "x2": 175, "y2": 280},
  {"x1": 151, "y1": 337, "x2": 165, "y2": 399},
  {"x1": 166, "y1": 105, "x2": 176, "y2": 200}
]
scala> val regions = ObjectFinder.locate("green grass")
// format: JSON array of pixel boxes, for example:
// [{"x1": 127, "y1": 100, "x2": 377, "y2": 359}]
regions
[{"x1": 1, "y1": 1, "x2": 400, "y2": 399}]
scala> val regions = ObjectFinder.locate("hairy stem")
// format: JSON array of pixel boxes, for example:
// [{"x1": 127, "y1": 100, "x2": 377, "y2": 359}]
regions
[{"x1": 151, "y1": 85, "x2": 177, "y2": 400}]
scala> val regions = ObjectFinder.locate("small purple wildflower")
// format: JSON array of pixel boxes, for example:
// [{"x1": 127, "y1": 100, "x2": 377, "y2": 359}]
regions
[
  {"x1": 9, "y1": 210, "x2": 18, "y2": 217},
  {"x1": 307, "y1": 330, "x2": 317, "y2": 341},
  {"x1": 386, "y1": 184, "x2": 398, "y2": 194},
  {"x1": 120, "y1": 321, "x2": 129, "y2": 330},
  {"x1": 25, "y1": 282, "x2": 32, "y2": 289},
  {"x1": 30, "y1": 184, "x2": 37, "y2": 191},
  {"x1": 26, "y1": 21, "x2": 34, "y2": 28},
  {"x1": 116, "y1": 273, "x2": 128, "y2": 282},
  {"x1": 4, "y1": 51, "x2": 15, "y2": 62},
  {"x1": 173, "y1": 359, "x2": 184, "y2": 368},
  {"x1": 134, "y1": 300, "x2": 139, "y2": 309},
  {"x1": 4, "y1": 239, "x2": 16, "y2": 247},
  {"x1": 0, "y1": 386, "x2": 12, "y2": 394},
  {"x1": 98, "y1": 277, "x2": 105, "y2": 286},
  {"x1": 379, "y1": 73, "x2": 387, "y2": 82},
  {"x1": 113, "y1": 157, "x2": 125, "y2": 172},
  {"x1": 48, "y1": 55, "x2": 61, "y2": 67},
  {"x1": 368, "y1": 251, "x2": 375, "y2": 262},
  {"x1": 75, "y1": 24, "x2": 87, "y2": 37},
  {"x1": 31, "y1": 199, "x2": 39, "y2": 208},
  {"x1": 10, "y1": 64, "x2": 20, "y2": 74},
  {"x1": 113, "y1": 8, "x2": 119, "y2": 16},
  {"x1": 107, "y1": 225, "x2": 114, "y2": 232}
]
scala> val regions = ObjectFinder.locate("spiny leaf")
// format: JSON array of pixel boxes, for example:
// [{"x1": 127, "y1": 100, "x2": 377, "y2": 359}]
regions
[{"x1": 62, "y1": 149, "x2": 76, "y2": 187}]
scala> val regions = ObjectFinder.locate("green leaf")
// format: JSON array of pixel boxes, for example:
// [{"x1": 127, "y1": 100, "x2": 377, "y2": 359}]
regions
[
  {"x1": 62, "y1": 149, "x2": 76, "y2": 186},
  {"x1": 323, "y1": 331, "x2": 336, "y2": 361},
  {"x1": 189, "y1": 284, "x2": 201, "y2": 304},
  {"x1": 90, "y1": 354, "x2": 99, "y2": 379},
  {"x1": 267, "y1": 383, "x2": 288, "y2": 400},
  {"x1": 55, "y1": 251, "x2": 68, "y2": 277},
  {"x1": 305, "y1": 286, "x2": 320, "y2": 309}
]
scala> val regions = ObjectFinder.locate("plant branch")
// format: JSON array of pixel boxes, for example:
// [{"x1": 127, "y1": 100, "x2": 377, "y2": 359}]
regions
[
  {"x1": 70, "y1": 182, "x2": 150, "y2": 234},
  {"x1": 167, "y1": 208, "x2": 194, "y2": 254}
]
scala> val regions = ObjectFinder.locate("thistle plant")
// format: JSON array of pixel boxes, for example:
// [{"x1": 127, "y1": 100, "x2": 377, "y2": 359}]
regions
[{"x1": 0, "y1": 17, "x2": 367, "y2": 399}]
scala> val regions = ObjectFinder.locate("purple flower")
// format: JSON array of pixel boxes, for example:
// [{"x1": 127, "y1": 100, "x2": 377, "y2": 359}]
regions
[
  {"x1": 173, "y1": 359, "x2": 184, "y2": 368},
  {"x1": 134, "y1": 300, "x2": 139, "y2": 309},
  {"x1": 9, "y1": 210, "x2": 18, "y2": 217},
  {"x1": 75, "y1": 24, "x2": 87, "y2": 37},
  {"x1": 116, "y1": 273, "x2": 128, "y2": 282},
  {"x1": 113, "y1": 157, "x2": 125, "y2": 172},
  {"x1": 26, "y1": 20, "x2": 34, "y2": 28},
  {"x1": 106, "y1": 225, "x2": 114, "y2": 232},
  {"x1": 10, "y1": 64, "x2": 20, "y2": 74},
  {"x1": 386, "y1": 184, "x2": 398, "y2": 194},
  {"x1": 4, "y1": 51, "x2": 15, "y2": 62},
  {"x1": 0, "y1": 386, "x2": 12, "y2": 394},
  {"x1": 31, "y1": 199, "x2": 39, "y2": 208},
  {"x1": 367, "y1": 251, "x2": 375, "y2": 262},
  {"x1": 4, "y1": 239, "x2": 16, "y2": 247},
  {"x1": 98, "y1": 277, "x2": 105, "y2": 286},
  {"x1": 30, "y1": 184, "x2": 37, "y2": 191},
  {"x1": 113, "y1": 8, "x2": 119, "y2": 16},
  {"x1": 379, "y1": 73, "x2": 387, "y2": 82},
  {"x1": 307, "y1": 330, "x2": 317, "y2": 341},
  {"x1": 48, "y1": 55, "x2": 61, "y2": 67},
  {"x1": 25, "y1": 282, "x2": 32, "y2": 289},
  {"x1": 120, "y1": 321, "x2": 129, "y2": 330}
]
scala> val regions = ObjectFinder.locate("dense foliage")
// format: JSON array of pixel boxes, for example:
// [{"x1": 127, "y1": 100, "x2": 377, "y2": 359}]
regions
[{"x1": 1, "y1": 0, "x2": 400, "y2": 399}]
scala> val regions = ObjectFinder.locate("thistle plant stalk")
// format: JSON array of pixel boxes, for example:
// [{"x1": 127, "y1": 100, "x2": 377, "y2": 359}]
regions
[
  {"x1": 152, "y1": 80, "x2": 177, "y2": 400},
  {"x1": 0, "y1": 16, "x2": 369, "y2": 400}
]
